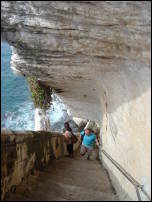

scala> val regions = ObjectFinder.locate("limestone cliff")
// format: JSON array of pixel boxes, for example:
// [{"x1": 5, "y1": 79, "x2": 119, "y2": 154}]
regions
[{"x1": 1, "y1": 1, "x2": 151, "y2": 200}]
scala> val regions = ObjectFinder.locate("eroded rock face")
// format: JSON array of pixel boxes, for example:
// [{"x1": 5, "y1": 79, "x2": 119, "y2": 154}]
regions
[
  {"x1": 1, "y1": 1, "x2": 150, "y2": 121},
  {"x1": 1, "y1": 1, "x2": 151, "y2": 200},
  {"x1": 34, "y1": 108, "x2": 50, "y2": 131}
]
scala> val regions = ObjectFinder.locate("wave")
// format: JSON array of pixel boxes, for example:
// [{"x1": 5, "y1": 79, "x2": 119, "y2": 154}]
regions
[
  {"x1": 1, "y1": 93, "x2": 71, "y2": 132},
  {"x1": 1, "y1": 42, "x2": 73, "y2": 132},
  {"x1": 1, "y1": 102, "x2": 35, "y2": 130}
]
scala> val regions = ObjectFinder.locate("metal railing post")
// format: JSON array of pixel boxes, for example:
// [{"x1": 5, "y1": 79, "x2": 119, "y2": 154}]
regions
[{"x1": 101, "y1": 149, "x2": 151, "y2": 201}]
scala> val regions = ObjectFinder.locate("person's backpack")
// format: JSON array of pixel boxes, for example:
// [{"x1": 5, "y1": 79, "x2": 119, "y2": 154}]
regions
[{"x1": 71, "y1": 133, "x2": 78, "y2": 144}]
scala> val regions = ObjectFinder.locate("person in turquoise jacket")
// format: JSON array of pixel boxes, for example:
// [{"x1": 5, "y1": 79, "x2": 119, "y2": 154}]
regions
[{"x1": 80, "y1": 127, "x2": 99, "y2": 160}]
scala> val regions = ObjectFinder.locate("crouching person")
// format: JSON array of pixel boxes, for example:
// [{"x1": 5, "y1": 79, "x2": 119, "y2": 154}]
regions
[{"x1": 80, "y1": 127, "x2": 99, "y2": 160}]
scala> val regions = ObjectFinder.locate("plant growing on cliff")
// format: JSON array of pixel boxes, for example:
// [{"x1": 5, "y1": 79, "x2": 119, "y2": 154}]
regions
[{"x1": 27, "y1": 76, "x2": 52, "y2": 111}]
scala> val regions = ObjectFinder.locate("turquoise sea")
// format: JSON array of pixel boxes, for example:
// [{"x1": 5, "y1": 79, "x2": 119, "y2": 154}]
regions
[{"x1": 1, "y1": 42, "x2": 68, "y2": 131}]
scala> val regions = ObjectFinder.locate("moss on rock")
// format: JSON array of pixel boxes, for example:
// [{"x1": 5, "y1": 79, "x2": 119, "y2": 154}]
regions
[{"x1": 27, "y1": 76, "x2": 52, "y2": 111}]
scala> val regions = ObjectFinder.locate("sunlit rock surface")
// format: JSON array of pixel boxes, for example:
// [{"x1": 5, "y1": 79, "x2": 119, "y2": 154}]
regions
[
  {"x1": 34, "y1": 108, "x2": 50, "y2": 131},
  {"x1": 1, "y1": 1, "x2": 151, "y2": 200}
]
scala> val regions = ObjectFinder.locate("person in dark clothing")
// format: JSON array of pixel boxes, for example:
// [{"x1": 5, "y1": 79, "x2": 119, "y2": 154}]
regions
[{"x1": 63, "y1": 122, "x2": 74, "y2": 158}]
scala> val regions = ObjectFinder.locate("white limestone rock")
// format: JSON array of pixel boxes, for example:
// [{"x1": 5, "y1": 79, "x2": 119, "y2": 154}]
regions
[
  {"x1": 35, "y1": 108, "x2": 50, "y2": 131},
  {"x1": 1, "y1": 1, "x2": 151, "y2": 200}
]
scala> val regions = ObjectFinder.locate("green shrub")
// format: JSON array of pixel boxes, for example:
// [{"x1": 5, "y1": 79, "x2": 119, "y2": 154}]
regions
[{"x1": 27, "y1": 76, "x2": 52, "y2": 111}]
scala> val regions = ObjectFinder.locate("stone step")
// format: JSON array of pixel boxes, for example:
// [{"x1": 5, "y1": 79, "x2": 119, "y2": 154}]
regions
[
  {"x1": 8, "y1": 175, "x2": 118, "y2": 201},
  {"x1": 34, "y1": 172, "x2": 114, "y2": 193},
  {"x1": 42, "y1": 158, "x2": 113, "y2": 192},
  {"x1": 6, "y1": 156, "x2": 119, "y2": 201}
]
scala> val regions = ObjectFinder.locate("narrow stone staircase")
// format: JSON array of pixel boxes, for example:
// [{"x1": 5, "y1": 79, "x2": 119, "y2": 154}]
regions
[{"x1": 6, "y1": 150, "x2": 118, "y2": 201}]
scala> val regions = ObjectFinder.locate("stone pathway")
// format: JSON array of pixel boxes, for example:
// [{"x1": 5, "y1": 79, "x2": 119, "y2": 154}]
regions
[{"x1": 6, "y1": 150, "x2": 119, "y2": 201}]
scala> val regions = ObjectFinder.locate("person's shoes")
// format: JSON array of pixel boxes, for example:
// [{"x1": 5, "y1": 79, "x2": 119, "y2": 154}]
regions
[{"x1": 87, "y1": 156, "x2": 90, "y2": 160}]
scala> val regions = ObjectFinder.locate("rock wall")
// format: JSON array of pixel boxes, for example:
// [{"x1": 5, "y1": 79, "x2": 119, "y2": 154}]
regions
[
  {"x1": 99, "y1": 69, "x2": 151, "y2": 200},
  {"x1": 1, "y1": 1, "x2": 151, "y2": 201},
  {"x1": 1, "y1": 129, "x2": 79, "y2": 200},
  {"x1": 34, "y1": 108, "x2": 51, "y2": 131}
]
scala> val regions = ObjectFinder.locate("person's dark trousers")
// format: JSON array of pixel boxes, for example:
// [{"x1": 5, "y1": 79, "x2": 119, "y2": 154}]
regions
[{"x1": 67, "y1": 144, "x2": 74, "y2": 156}]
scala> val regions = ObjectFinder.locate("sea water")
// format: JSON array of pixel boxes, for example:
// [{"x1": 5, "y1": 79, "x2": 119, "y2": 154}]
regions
[{"x1": 1, "y1": 42, "x2": 69, "y2": 131}]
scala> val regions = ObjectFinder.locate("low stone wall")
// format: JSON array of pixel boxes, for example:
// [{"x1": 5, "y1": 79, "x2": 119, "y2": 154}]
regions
[{"x1": 1, "y1": 129, "x2": 80, "y2": 200}]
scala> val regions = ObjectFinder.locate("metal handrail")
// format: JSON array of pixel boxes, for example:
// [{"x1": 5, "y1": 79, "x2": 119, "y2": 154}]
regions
[
  {"x1": 101, "y1": 149, "x2": 151, "y2": 201},
  {"x1": 1, "y1": 136, "x2": 150, "y2": 200}
]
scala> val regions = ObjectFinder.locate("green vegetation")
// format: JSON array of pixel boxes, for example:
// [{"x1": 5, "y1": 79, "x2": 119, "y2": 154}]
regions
[{"x1": 27, "y1": 76, "x2": 52, "y2": 111}]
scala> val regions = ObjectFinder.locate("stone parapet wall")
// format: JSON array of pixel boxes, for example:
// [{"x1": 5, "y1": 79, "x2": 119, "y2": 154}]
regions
[
  {"x1": 1, "y1": 129, "x2": 79, "y2": 200},
  {"x1": 1, "y1": 2, "x2": 151, "y2": 201}
]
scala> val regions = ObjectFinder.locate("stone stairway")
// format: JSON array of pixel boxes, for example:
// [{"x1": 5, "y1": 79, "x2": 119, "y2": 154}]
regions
[{"x1": 6, "y1": 150, "x2": 119, "y2": 201}]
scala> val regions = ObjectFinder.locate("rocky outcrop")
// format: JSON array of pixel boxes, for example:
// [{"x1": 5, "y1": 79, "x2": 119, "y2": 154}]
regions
[
  {"x1": 34, "y1": 108, "x2": 51, "y2": 131},
  {"x1": 1, "y1": 1, "x2": 151, "y2": 200}
]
